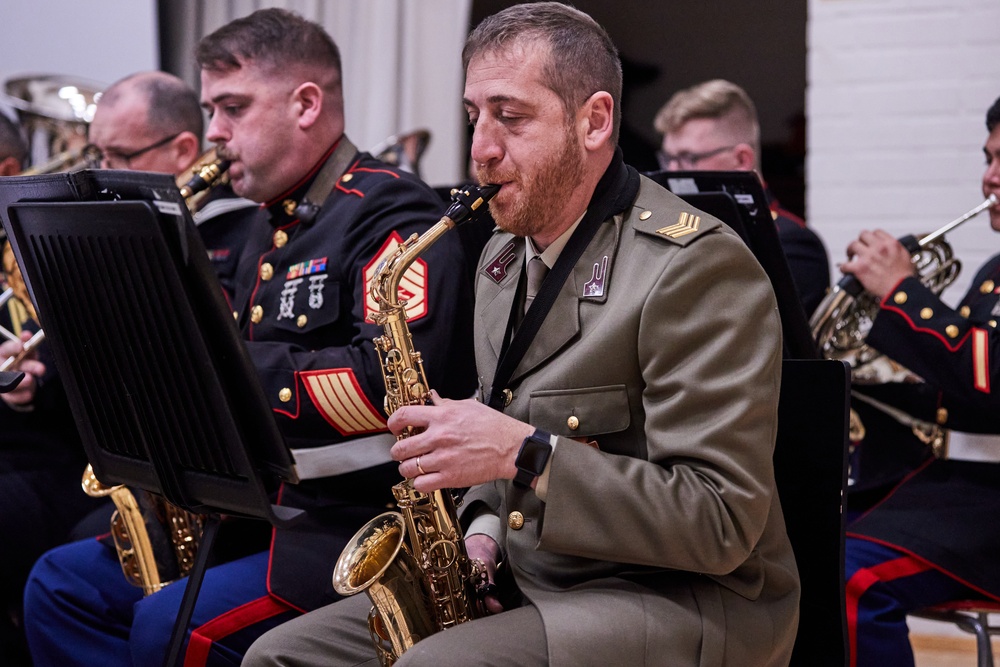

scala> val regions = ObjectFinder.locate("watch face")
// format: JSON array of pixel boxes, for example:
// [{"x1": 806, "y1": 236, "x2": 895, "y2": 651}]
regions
[{"x1": 517, "y1": 431, "x2": 553, "y2": 475}]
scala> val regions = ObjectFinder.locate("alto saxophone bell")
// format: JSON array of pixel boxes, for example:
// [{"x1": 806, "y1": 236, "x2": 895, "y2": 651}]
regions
[{"x1": 332, "y1": 183, "x2": 500, "y2": 666}]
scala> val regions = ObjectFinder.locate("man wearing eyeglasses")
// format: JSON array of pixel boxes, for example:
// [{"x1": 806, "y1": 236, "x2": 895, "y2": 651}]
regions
[
  {"x1": 654, "y1": 79, "x2": 830, "y2": 318},
  {"x1": 0, "y1": 72, "x2": 262, "y2": 667},
  {"x1": 85, "y1": 70, "x2": 257, "y2": 299}
]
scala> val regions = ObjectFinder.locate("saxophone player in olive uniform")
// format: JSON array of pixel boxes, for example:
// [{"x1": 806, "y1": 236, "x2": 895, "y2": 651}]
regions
[
  {"x1": 839, "y1": 95, "x2": 1000, "y2": 666},
  {"x1": 244, "y1": 5, "x2": 799, "y2": 666},
  {"x1": 22, "y1": 11, "x2": 475, "y2": 667}
]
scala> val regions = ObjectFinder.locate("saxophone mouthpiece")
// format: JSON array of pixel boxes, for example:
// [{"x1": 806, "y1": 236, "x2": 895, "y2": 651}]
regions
[{"x1": 444, "y1": 183, "x2": 501, "y2": 226}]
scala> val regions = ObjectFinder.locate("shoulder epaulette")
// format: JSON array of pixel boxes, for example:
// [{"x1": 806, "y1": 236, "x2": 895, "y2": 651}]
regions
[
  {"x1": 632, "y1": 204, "x2": 721, "y2": 246},
  {"x1": 334, "y1": 159, "x2": 403, "y2": 198}
]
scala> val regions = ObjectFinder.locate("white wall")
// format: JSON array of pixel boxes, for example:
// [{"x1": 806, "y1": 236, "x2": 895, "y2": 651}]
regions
[
  {"x1": 808, "y1": 0, "x2": 1000, "y2": 305},
  {"x1": 0, "y1": 0, "x2": 157, "y2": 94},
  {"x1": 0, "y1": 0, "x2": 158, "y2": 163}
]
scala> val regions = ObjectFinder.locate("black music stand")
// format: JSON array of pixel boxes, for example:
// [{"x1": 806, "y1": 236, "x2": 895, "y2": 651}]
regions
[
  {"x1": 0, "y1": 371, "x2": 23, "y2": 392},
  {"x1": 775, "y1": 359, "x2": 850, "y2": 666},
  {"x1": 0, "y1": 170, "x2": 304, "y2": 667},
  {"x1": 645, "y1": 169, "x2": 819, "y2": 360}
]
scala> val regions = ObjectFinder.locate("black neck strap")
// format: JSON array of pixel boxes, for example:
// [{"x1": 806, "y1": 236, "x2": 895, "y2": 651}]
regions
[{"x1": 487, "y1": 150, "x2": 640, "y2": 410}]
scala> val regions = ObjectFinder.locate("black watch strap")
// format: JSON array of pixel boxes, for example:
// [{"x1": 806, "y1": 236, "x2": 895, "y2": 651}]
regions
[{"x1": 513, "y1": 428, "x2": 553, "y2": 489}]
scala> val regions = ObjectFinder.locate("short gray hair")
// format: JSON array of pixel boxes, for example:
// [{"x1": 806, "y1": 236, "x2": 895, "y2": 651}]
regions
[{"x1": 463, "y1": 2, "x2": 622, "y2": 144}]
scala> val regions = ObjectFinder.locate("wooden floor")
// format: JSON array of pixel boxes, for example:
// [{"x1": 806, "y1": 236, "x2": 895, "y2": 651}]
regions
[{"x1": 913, "y1": 633, "x2": 997, "y2": 667}]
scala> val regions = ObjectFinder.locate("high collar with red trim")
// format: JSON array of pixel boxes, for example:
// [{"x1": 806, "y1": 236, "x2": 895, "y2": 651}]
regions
[{"x1": 262, "y1": 139, "x2": 341, "y2": 228}]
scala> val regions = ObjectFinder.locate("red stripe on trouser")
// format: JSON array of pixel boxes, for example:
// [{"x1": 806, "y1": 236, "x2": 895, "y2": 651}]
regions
[
  {"x1": 183, "y1": 595, "x2": 292, "y2": 667},
  {"x1": 845, "y1": 555, "x2": 932, "y2": 667}
]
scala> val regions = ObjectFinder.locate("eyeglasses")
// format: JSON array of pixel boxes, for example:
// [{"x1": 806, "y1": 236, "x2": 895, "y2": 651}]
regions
[
  {"x1": 83, "y1": 132, "x2": 181, "y2": 169},
  {"x1": 657, "y1": 144, "x2": 737, "y2": 170}
]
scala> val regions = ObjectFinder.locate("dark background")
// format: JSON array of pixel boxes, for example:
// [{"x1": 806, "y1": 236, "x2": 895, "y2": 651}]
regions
[{"x1": 469, "y1": 0, "x2": 807, "y2": 218}]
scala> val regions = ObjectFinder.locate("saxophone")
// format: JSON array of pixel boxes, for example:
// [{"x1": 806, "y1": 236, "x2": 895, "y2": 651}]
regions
[
  {"x1": 77, "y1": 156, "x2": 231, "y2": 595},
  {"x1": 81, "y1": 466, "x2": 204, "y2": 596},
  {"x1": 332, "y1": 183, "x2": 499, "y2": 666}
]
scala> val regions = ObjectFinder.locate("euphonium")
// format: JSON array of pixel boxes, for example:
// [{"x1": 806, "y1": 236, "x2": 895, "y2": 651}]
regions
[
  {"x1": 332, "y1": 183, "x2": 499, "y2": 667},
  {"x1": 810, "y1": 193, "x2": 999, "y2": 384},
  {"x1": 75, "y1": 153, "x2": 230, "y2": 595}
]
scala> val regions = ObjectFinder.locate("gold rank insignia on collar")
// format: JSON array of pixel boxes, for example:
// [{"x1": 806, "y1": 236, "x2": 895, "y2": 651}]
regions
[
  {"x1": 283, "y1": 199, "x2": 298, "y2": 217},
  {"x1": 656, "y1": 211, "x2": 701, "y2": 239}
]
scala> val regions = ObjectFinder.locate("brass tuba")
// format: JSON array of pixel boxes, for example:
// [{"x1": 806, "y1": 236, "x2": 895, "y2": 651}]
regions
[
  {"x1": 332, "y1": 183, "x2": 499, "y2": 666},
  {"x1": 810, "y1": 193, "x2": 998, "y2": 384},
  {"x1": 3, "y1": 74, "x2": 102, "y2": 169},
  {"x1": 370, "y1": 129, "x2": 431, "y2": 180}
]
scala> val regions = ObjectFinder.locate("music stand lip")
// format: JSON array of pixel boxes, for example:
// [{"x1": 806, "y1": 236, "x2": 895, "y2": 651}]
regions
[{"x1": 0, "y1": 370, "x2": 24, "y2": 392}]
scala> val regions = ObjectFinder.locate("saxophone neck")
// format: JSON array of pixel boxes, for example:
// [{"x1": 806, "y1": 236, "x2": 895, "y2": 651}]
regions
[
  {"x1": 369, "y1": 183, "x2": 501, "y2": 311},
  {"x1": 370, "y1": 218, "x2": 454, "y2": 311}
]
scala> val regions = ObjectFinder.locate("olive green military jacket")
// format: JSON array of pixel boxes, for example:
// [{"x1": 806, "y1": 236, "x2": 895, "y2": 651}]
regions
[{"x1": 464, "y1": 175, "x2": 800, "y2": 666}]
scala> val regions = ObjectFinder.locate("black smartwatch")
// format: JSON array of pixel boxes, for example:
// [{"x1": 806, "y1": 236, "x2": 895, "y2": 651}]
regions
[{"x1": 513, "y1": 428, "x2": 553, "y2": 489}]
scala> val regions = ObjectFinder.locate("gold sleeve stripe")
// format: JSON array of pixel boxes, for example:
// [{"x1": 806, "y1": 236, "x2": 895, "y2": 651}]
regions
[
  {"x1": 973, "y1": 328, "x2": 990, "y2": 393},
  {"x1": 302, "y1": 369, "x2": 386, "y2": 435},
  {"x1": 656, "y1": 211, "x2": 701, "y2": 239}
]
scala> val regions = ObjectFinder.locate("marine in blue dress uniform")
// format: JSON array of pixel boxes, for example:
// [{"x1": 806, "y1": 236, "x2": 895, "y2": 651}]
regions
[
  {"x1": 839, "y1": 94, "x2": 1000, "y2": 667},
  {"x1": 22, "y1": 11, "x2": 476, "y2": 667}
]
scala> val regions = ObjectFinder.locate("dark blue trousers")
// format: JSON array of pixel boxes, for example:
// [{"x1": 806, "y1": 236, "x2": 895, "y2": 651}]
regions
[
  {"x1": 23, "y1": 539, "x2": 297, "y2": 666},
  {"x1": 845, "y1": 537, "x2": 985, "y2": 667}
]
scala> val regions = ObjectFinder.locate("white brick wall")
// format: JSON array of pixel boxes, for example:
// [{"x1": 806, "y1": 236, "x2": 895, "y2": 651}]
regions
[
  {"x1": 808, "y1": 0, "x2": 1000, "y2": 640},
  {"x1": 808, "y1": 0, "x2": 1000, "y2": 305}
]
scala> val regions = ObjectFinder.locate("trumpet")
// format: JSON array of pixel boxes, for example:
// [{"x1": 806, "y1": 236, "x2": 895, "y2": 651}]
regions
[{"x1": 810, "y1": 193, "x2": 999, "y2": 384}]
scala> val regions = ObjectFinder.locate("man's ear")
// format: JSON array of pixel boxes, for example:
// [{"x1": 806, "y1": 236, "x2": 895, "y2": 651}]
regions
[
  {"x1": 733, "y1": 143, "x2": 757, "y2": 171},
  {"x1": 293, "y1": 82, "x2": 323, "y2": 129},
  {"x1": 580, "y1": 91, "x2": 614, "y2": 151},
  {"x1": 174, "y1": 131, "x2": 204, "y2": 171}
]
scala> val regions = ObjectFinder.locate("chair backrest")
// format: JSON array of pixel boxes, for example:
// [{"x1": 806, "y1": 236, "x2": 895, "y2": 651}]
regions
[{"x1": 774, "y1": 358, "x2": 851, "y2": 666}]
